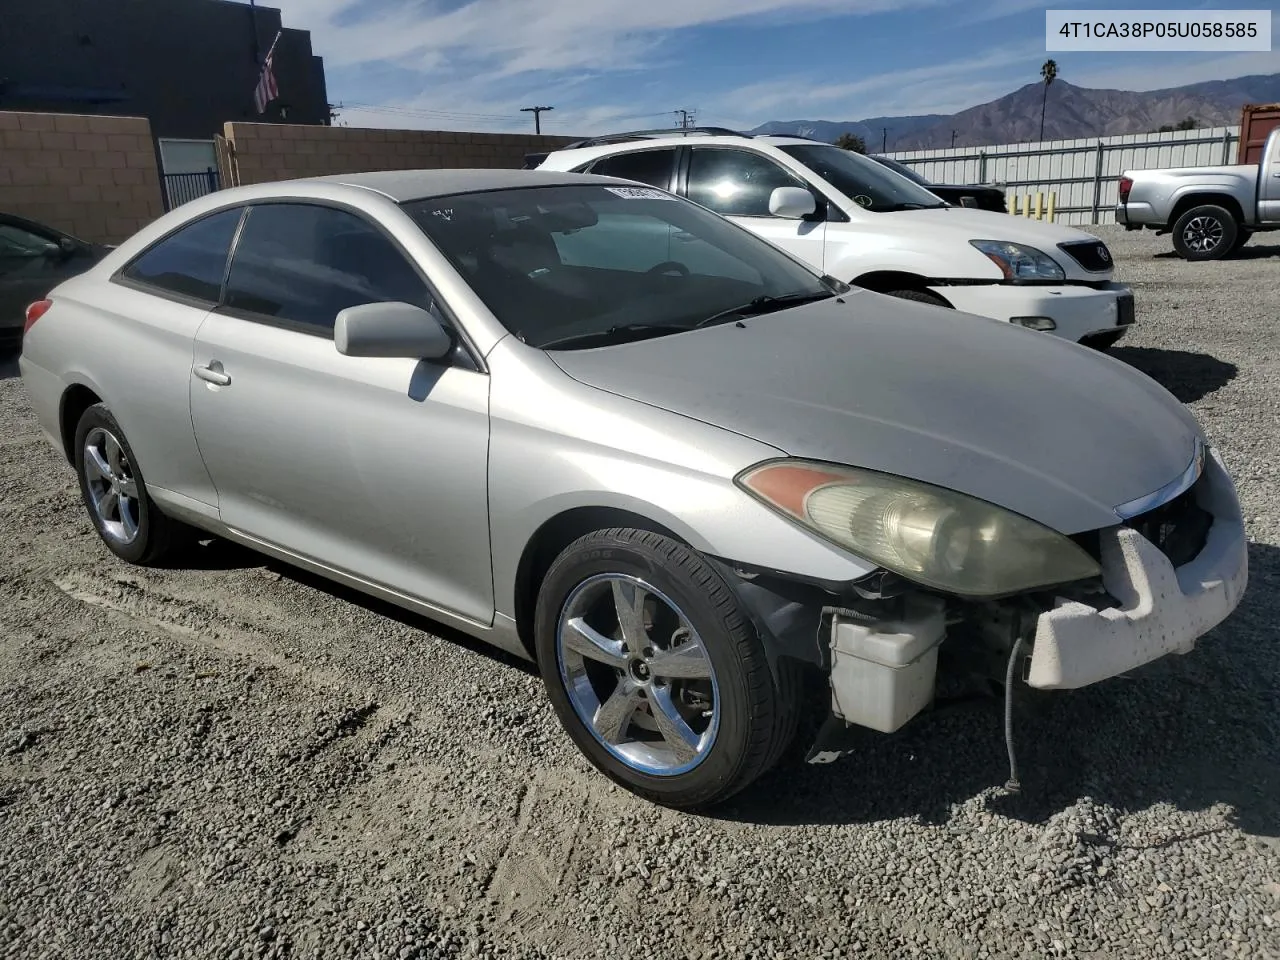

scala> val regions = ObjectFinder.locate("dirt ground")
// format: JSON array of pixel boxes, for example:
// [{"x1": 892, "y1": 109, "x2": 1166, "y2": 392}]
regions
[{"x1": 1, "y1": 226, "x2": 1278, "y2": 960}]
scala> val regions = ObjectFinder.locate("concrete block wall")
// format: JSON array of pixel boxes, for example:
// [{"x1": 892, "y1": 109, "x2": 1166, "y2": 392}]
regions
[
  {"x1": 0, "y1": 111, "x2": 165, "y2": 243},
  {"x1": 222, "y1": 122, "x2": 579, "y2": 185}
]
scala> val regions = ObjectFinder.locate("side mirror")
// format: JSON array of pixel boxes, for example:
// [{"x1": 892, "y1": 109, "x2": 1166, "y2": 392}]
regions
[
  {"x1": 768, "y1": 186, "x2": 818, "y2": 220},
  {"x1": 57, "y1": 237, "x2": 80, "y2": 257},
  {"x1": 334, "y1": 301, "x2": 453, "y2": 360}
]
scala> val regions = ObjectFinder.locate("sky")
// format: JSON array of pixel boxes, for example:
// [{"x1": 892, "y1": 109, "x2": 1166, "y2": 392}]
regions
[{"x1": 260, "y1": 0, "x2": 1280, "y2": 135}]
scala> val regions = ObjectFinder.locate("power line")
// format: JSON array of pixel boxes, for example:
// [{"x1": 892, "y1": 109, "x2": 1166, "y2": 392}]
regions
[
  {"x1": 521, "y1": 105, "x2": 554, "y2": 134},
  {"x1": 674, "y1": 108, "x2": 695, "y2": 129}
]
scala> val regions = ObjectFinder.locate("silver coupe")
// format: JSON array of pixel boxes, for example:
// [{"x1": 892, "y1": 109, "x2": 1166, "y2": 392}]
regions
[{"x1": 19, "y1": 169, "x2": 1248, "y2": 808}]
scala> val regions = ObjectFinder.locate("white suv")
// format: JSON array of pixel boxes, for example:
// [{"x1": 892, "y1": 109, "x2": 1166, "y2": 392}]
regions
[{"x1": 534, "y1": 128, "x2": 1134, "y2": 348}]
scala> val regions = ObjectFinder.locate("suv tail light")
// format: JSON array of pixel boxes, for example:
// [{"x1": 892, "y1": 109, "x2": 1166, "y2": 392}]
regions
[
  {"x1": 1118, "y1": 176, "x2": 1133, "y2": 202},
  {"x1": 24, "y1": 299, "x2": 52, "y2": 333}
]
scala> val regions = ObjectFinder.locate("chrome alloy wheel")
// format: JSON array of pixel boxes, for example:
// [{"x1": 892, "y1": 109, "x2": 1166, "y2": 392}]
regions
[
  {"x1": 556, "y1": 574, "x2": 720, "y2": 775},
  {"x1": 1182, "y1": 216, "x2": 1224, "y2": 253},
  {"x1": 82, "y1": 427, "x2": 140, "y2": 544}
]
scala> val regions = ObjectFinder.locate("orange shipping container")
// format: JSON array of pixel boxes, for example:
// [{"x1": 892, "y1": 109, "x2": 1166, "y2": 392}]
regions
[{"x1": 1238, "y1": 102, "x2": 1280, "y2": 165}]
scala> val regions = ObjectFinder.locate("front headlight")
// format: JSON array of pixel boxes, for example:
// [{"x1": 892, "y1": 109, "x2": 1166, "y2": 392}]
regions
[
  {"x1": 970, "y1": 239, "x2": 1065, "y2": 282},
  {"x1": 737, "y1": 460, "x2": 1100, "y2": 597}
]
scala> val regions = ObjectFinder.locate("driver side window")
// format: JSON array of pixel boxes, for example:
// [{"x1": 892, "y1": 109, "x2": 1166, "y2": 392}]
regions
[{"x1": 686, "y1": 148, "x2": 808, "y2": 219}]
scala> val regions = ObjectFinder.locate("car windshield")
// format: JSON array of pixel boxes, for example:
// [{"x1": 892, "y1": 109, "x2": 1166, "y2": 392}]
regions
[
  {"x1": 870, "y1": 155, "x2": 932, "y2": 186},
  {"x1": 403, "y1": 184, "x2": 834, "y2": 350},
  {"x1": 778, "y1": 144, "x2": 947, "y2": 211}
]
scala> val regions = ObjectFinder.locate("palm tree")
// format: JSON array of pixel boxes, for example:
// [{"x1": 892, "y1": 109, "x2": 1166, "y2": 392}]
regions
[{"x1": 1039, "y1": 59, "x2": 1058, "y2": 141}]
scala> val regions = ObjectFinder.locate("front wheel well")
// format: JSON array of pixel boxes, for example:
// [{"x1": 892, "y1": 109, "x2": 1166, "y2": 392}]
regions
[
  {"x1": 59, "y1": 384, "x2": 102, "y2": 464},
  {"x1": 1168, "y1": 193, "x2": 1245, "y2": 228},
  {"x1": 512, "y1": 507, "x2": 687, "y2": 657},
  {"x1": 850, "y1": 270, "x2": 952, "y2": 306}
]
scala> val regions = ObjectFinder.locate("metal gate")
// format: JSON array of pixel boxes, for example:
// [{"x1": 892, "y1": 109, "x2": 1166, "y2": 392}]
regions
[{"x1": 162, "y1": 168, "x2": 222, "y2": 210}]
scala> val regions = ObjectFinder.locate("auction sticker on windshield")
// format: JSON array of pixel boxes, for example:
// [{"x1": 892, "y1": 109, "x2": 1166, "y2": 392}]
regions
[{"x1": 605, "y1": 186, "x2": 677, "y2": 200}]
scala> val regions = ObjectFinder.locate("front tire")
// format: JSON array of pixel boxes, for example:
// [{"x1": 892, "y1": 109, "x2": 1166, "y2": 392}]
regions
[
  {"x1": 534, "y1": 528, "x2": 801, "y2": 809},
  {"x1": 73, "y1": 403, "x2": 186, "y2": 565},
  {"x1": 1171, "y1": 204, "x2": 1238, "y2": 261}
]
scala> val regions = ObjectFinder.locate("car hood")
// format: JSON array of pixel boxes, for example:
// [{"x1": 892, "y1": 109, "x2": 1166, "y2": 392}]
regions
[
  {"x1": 548, "y1": 293, "x2": 1204, "y2": 535},
  {"x1": 886, "y1": 205, "x2": 1104, "y2": 248}
]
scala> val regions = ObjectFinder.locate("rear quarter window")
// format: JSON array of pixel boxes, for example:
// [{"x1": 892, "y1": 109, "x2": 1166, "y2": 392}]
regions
[{"x1": 119, "y1": 207, "x2": 245, "y2": 304}]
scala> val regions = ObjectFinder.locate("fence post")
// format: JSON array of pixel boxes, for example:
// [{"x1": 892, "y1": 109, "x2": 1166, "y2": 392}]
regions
[
  {"x1": 1091, "y1": 140, "x2": 1105, "y2": 224},
  {"x1": 206, "y1": 167, "x2": 218, "y2": 193},
  {"x1": 978, "y1": 150, "x2": 988, "y2": 184},
  {"x1": 1222, "y1": 129, "x2": 1233, "y2": 164}
]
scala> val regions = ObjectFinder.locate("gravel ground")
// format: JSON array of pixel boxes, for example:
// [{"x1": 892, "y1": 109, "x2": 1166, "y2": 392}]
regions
[{"x1": 1, "y1": 225, "x2": 1278, "y2": 960}]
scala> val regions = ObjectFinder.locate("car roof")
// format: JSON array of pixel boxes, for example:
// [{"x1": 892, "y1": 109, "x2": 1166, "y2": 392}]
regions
[
  {"x1": 298, "y1": 168, "x2": 627, "y2": 202},
  {"x1": 540, "y1": 133, "x2": 829, "y2": 167}
]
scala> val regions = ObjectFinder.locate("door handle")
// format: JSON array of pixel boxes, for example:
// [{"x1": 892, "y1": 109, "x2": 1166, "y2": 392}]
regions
[{"x1": 194, "y1": 364, "x2": 231, "y2": 386}]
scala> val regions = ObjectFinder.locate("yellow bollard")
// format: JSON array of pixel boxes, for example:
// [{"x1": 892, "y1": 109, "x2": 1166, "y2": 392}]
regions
[
  {"x1": 1046, "y1": 192, "x2": 1055, "y2": 222},
  {"x1": 1007, "y1": 194, "x2": 1017, "y2": 215},
  {"x1": 1023, "y1": 194, "x2": 1032, "y2": 218},
  {"x1": 1034, "y1": 192, "x2": 1043, "y2": 220}
]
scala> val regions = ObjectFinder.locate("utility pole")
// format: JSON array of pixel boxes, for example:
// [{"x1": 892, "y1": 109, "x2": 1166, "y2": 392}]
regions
[
  {"x1": 248, "y1": 0, "x2": 261, "y2": 64},
  {"x1": 675, "y1": 109, "x2": 695, "y2": 129},
  {"x1": 521, "y1": 105, "x2": 553, "y2": 134},
  {"x1": 951, "y1": 130, "x2": 957, "y2": 148},
  {"x1": 882, "y1": 128, "x2": 887, "y2": 152}
]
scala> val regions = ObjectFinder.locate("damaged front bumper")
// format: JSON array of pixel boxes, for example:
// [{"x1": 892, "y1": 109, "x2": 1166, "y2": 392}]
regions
[
  {"x1": 1026, "y1": 449, "x2": 1247, "y2": 689},
  {"x1": 800, "y1": 446, "x2": 1249, "y2": 763}
]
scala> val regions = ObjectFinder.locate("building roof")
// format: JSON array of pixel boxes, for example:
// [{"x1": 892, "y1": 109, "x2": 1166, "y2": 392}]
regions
[{"x1": 305, "y1": 168, "x2": 621, "y2": 202}]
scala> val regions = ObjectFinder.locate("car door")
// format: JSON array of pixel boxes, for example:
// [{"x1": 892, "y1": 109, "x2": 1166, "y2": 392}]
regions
[
  {"x1": 188, "y1": 200, "x2": 494, "y2": 624},
  {"x1": 91, "y1": 206, "x2": 245, "y2": 510},
  {"x1": 682, "y1": 147, "x2": 828, "y2": 272}
]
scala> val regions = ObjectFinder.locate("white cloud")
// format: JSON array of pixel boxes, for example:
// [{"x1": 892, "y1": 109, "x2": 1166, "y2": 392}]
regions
[
  {"x1": 277, "y1": 0, "x2": 945, "y2": 76},
  {"x1": 707, "y1": 44, "x2": 1043, "y2": 121},
  {"x1": 273, "y1": 0, "x2": 1279, "y2": 136}
]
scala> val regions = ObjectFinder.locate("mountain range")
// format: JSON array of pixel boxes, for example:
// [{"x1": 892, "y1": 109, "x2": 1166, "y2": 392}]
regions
[{"x1": 748, "y1": 72, "x2": 1280, "y2": 151}]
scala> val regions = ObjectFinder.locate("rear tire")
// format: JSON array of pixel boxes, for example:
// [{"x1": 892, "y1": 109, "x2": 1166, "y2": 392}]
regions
[
  {"x1": 73, "y1": 403, "x2": 189, "y2": 566},
  {"x1": 884, "y1": 289, "x2": 950, "y2": 308},
  {"x1": 1171, "y1": 204, "x2": 1238, "y2": 261},
  {"x1": 534, "y1": 527, "x2": 801, "y2": 809}
]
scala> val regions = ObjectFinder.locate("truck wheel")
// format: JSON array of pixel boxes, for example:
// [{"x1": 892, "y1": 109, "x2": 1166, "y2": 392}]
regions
[{"x1": 1171, "y1": 205, "x2": 1238, "y2": 261}]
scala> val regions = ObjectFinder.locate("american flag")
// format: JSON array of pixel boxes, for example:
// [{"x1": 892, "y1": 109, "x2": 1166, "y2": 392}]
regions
[{"x1": 253, "y1": 32, "x2": 281, "y2": 114}]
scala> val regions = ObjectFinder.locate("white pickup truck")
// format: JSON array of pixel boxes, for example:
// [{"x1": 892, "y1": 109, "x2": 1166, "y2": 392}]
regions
[
  {"x1": 535, "y1": 128, "x2": 1136, "y2": 349},
  {"x1": 1117, "y1": 123, "x2": 1280, "y2": 260}
]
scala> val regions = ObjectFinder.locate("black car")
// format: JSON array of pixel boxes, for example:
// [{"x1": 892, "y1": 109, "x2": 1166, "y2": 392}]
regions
[
  {"x1": 0, "y1": 213, "x2": 109, "y2": 354},
  {"x1": 868, "y1": 156, "x2": 1008, "y2": 213}
]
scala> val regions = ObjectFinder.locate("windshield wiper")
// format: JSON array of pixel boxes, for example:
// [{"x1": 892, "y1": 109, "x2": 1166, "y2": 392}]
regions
[
  {"x1": 693, "y1": 290, "x2": 834, "y2": 328},
  {"x1": 538, "y1": 322, "x2": 690, "y2": 350},
  {"x1": 885, "y1": 201, "x2": 946, "y2": 211}
]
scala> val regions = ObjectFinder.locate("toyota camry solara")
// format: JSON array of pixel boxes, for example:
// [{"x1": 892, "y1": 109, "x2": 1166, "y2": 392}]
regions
[{"x1": 18, "y1": 169, "x2": 1248, "y2": 809}]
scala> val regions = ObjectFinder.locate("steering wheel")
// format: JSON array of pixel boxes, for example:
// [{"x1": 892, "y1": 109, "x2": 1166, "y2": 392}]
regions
[{"x1": 646, "y1": 260, "x2": 690, "y2": 277}]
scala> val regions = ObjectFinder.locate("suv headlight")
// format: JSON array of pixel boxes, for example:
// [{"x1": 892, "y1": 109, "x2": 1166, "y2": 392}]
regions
[
  {"x1": 970, "y1": 239, "x2": 1065, "y2": 282},
  {"x1": 737, "y1": 460, "x2": 1100, "y2": 597}
]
